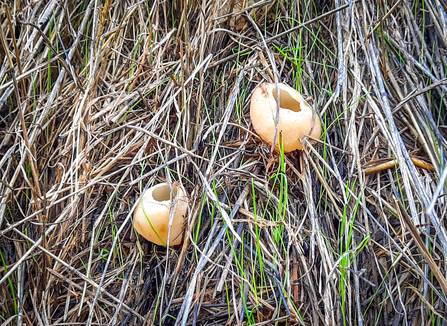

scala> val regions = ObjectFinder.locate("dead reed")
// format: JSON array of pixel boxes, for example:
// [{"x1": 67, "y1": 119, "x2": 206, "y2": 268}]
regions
[{"x1": 1, "y1": 0, "x2": 447, "y2": 325}]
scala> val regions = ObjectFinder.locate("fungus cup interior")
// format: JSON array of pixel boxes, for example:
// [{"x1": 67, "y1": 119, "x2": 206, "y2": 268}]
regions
[
  {"x1": 272, "y1": 88, "x2": 301, "y2": 112},
  {"x1": 152, "y1": 184, "x2": 178, "y2": 202}
]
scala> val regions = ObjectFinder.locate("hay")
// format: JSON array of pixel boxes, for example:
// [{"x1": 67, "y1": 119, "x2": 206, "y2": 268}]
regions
[{"x1": 1, "y1": 0, "x2": 447, "y2": 325}]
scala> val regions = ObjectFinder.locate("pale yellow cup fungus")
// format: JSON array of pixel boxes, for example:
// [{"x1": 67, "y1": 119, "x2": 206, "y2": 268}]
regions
[
  {"x1": 133, "y1": 182, "x2": 188, "y2": 247},
  {"x1": 250, "y1": 83, "x2": 322, "y2": 152}
]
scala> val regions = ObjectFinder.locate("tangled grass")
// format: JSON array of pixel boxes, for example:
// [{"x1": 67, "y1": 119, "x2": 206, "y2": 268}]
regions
[{"x1": 1, "y1": 0, "x2": 447, "y2": 325}]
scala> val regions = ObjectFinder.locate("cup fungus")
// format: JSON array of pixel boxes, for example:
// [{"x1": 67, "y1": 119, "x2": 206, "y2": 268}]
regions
[
  {"x1": 250, "y1": 82, "x2": 322, "y2": 152},
  {"x1": 133, "y1": 182, "x2": 188, "y2": 247}
]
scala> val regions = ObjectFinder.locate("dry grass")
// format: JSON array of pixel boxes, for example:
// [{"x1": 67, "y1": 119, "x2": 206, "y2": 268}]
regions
[{"x1": 1, "y1": 0, "x2": 447, "y2": 325}]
